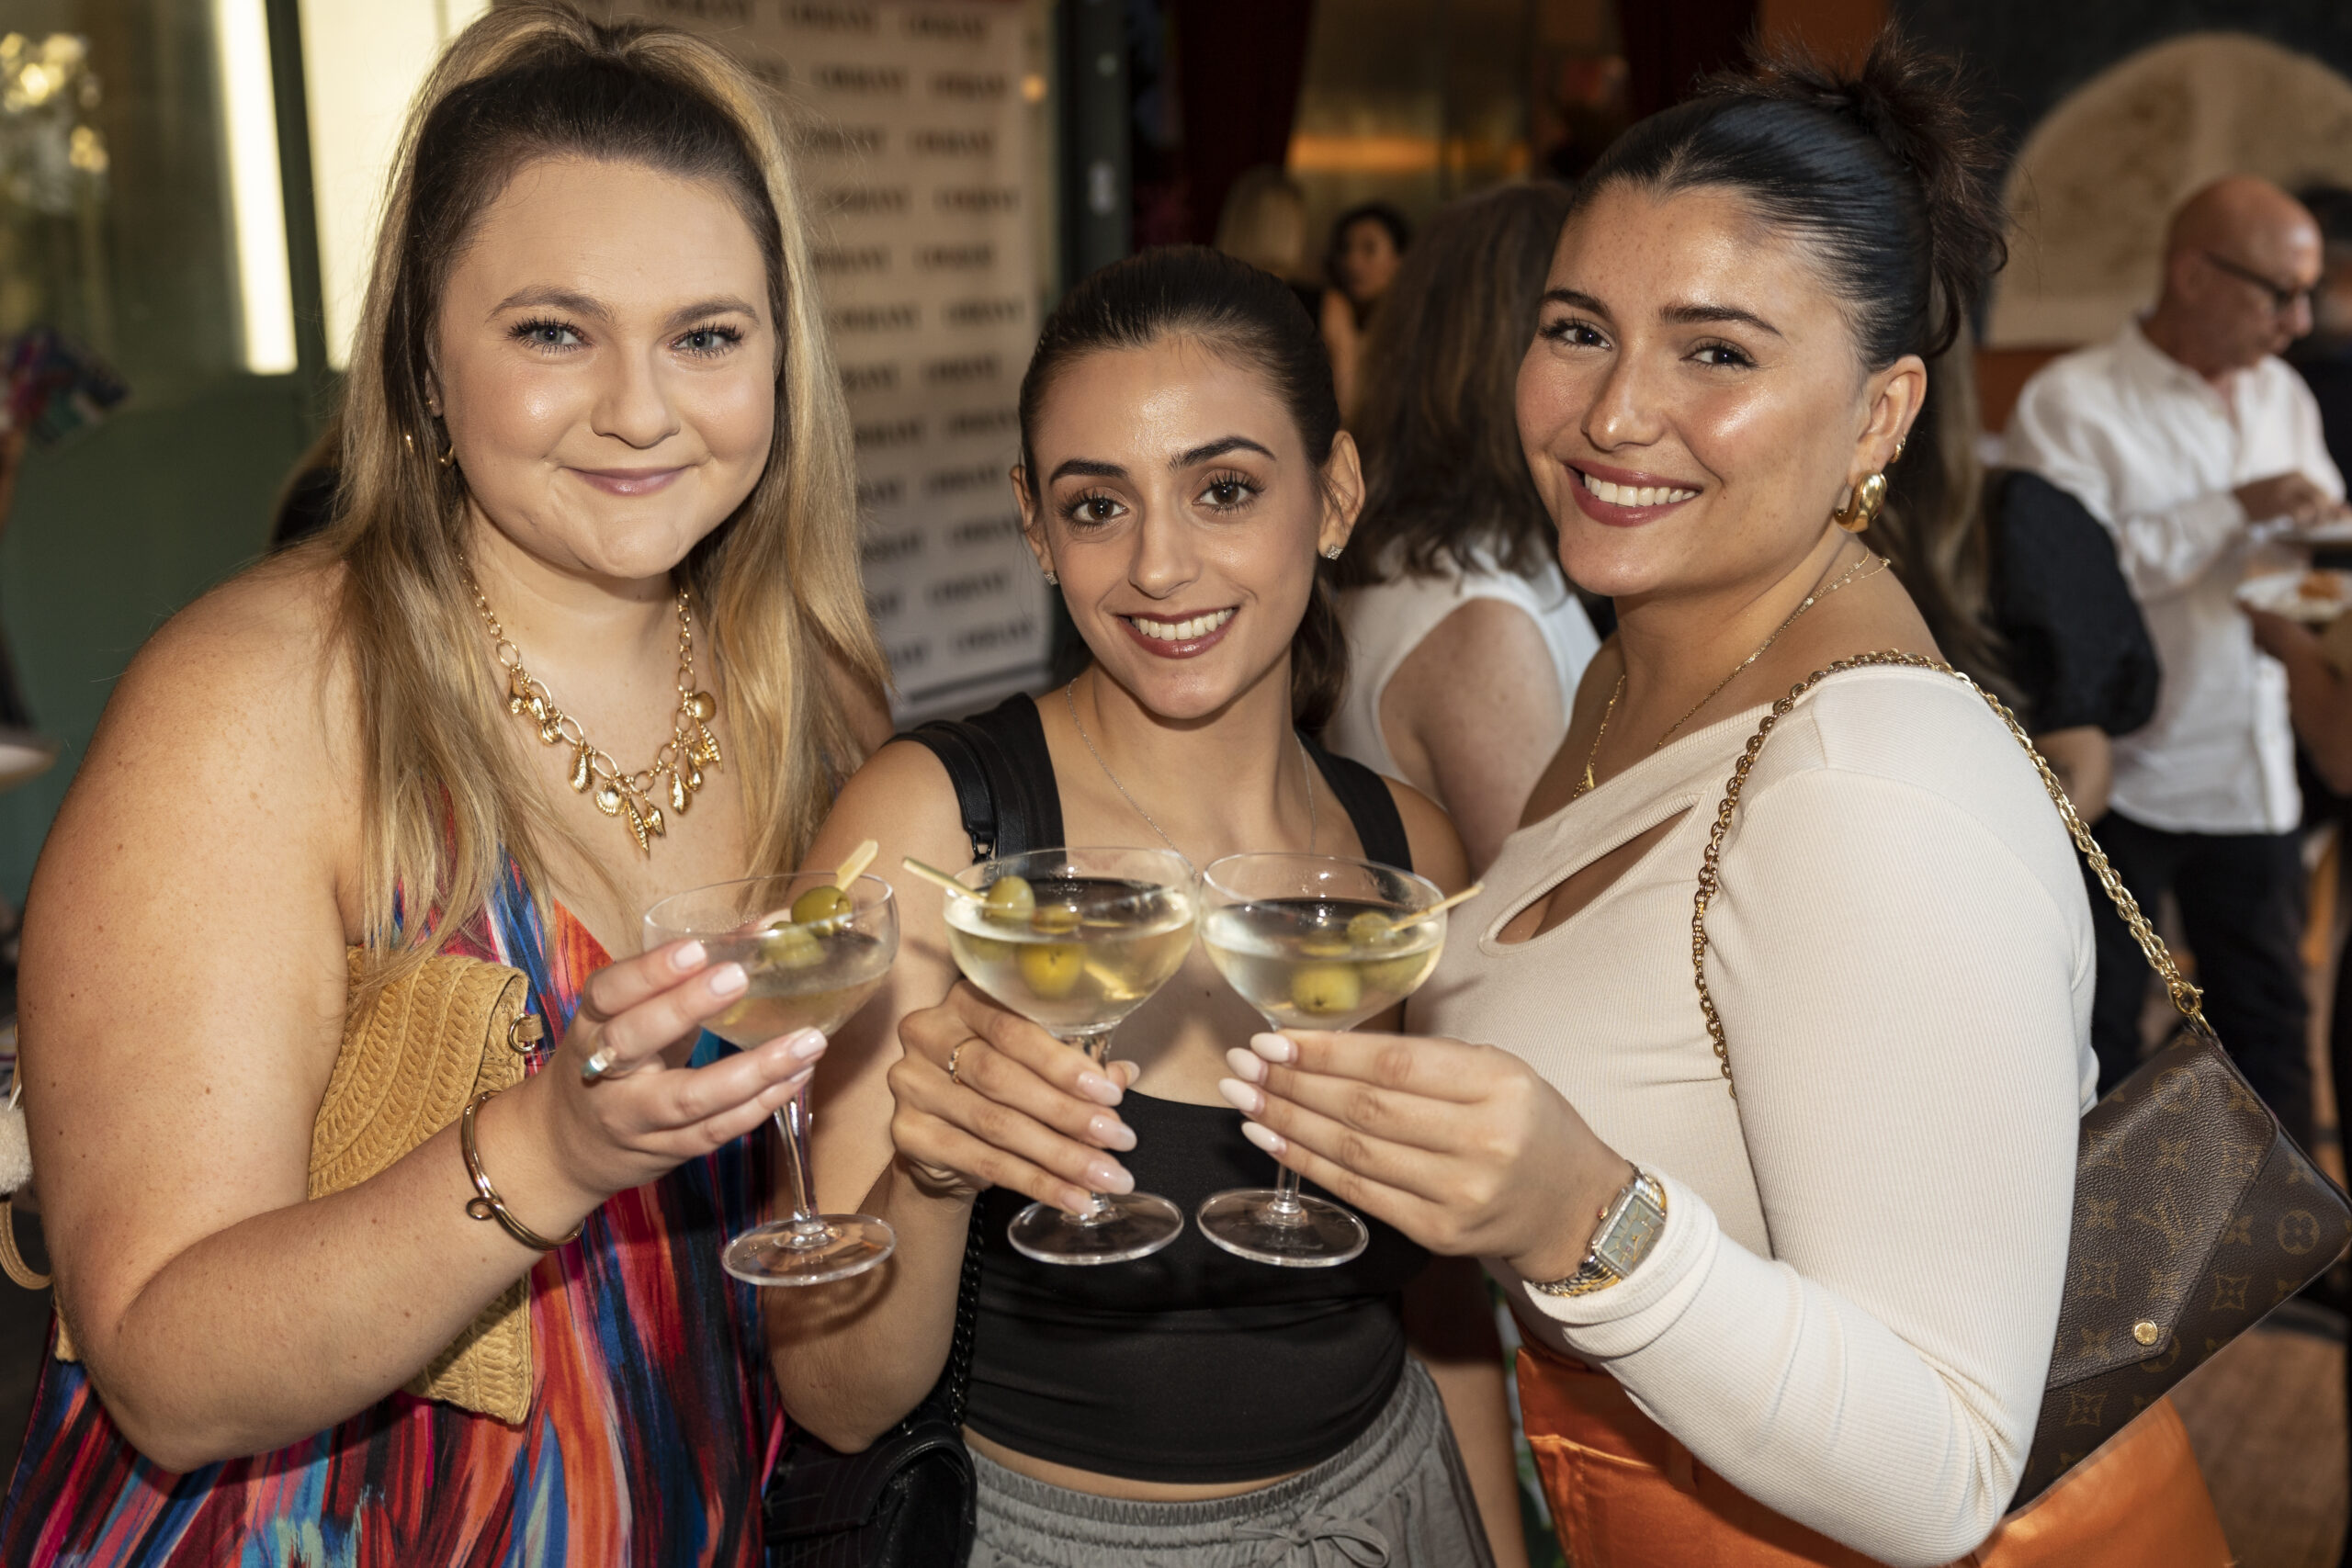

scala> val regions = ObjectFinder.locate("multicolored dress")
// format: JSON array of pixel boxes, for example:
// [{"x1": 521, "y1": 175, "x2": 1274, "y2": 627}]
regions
[{"x1": 0, "y1": 862, "x2": 780, "y2": 1564}]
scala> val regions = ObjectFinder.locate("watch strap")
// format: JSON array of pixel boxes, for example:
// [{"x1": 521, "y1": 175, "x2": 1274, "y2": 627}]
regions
[{"x1": 1529, "y1": 1168, "x2": 1668, "y2": 1298}]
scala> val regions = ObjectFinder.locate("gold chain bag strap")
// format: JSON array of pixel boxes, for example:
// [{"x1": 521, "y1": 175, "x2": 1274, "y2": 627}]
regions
[
  {"x1": 40, "y1": 949, "x2": 548, "y2": 1424},
  {"x1": 1691, "y1": 651, "x2": 2352, "y2": 1507}
]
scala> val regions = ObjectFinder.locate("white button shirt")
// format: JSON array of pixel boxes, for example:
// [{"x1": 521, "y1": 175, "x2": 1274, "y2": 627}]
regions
[{"x1": 2005, "y1": 318, "x2": 2342, "y2": 834}]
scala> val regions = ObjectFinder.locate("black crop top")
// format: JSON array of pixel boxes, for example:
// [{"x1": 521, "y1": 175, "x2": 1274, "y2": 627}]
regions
[{"x1": 909, "y1": 695, "x2": 1431, "y2": 1483}]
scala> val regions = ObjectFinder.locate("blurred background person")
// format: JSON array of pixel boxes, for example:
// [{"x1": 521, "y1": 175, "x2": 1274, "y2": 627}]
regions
[
  {"x1": 1322, "y1": 201, "x2": 1412, "y2": 414},
  {"x1": 1873, "y1": 334, "x2": 2158, "y2": 823},
  {"x1": 1326, "y1": 201, "x2": 1412, "y2": 326},
  {"x1": 2006, "y1": 175, "x2": 2345, "y2": 1149},
  {"x1": 1327, "y1": 183, "x2": 1599, "y2": 873}
]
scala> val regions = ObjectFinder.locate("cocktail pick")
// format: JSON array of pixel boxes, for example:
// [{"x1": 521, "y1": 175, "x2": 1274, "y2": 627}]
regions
[
  {"x1": 899, "y1": 856, "x2": 982, "y2": 899},
  {"x1": 1360, "y1": 881, "x2": 1485, "y2": 934},
  {"x1": 832, "y1": 839, "x2": 879, "y2": 888}
]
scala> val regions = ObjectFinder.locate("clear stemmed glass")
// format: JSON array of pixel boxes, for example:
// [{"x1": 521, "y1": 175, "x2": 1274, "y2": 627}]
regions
[
  {"x1": 939, "y1": 846, "x2": 1198, "y2": 1265},
  {"x1": 1196, "y1": 852, "x2": 1448, "y2": 1267},
  {"x1": 643, "y1": 872, "x2": 899, "y2": 1286}
]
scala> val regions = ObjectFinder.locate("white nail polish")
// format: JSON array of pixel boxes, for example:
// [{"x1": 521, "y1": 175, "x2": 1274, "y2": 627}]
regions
[
  {"x1": 1239, "y1": 1120, "x2": 1284, "y2": 1155},
  {"x1": 1216, "y1": 1077, "x2": 1263, "y2": 1115},
  {"x1": 1250, "y1": 1032, "x2": 1295, "y2": 1064}
]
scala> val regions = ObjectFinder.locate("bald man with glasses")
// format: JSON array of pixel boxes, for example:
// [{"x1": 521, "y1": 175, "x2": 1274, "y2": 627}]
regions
[{"x1": 2007, "y1": 175, "x2": 2346, "y2": 1161}]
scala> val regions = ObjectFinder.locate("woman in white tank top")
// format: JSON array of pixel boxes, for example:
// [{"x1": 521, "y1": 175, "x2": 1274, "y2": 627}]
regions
[{"x1": 1328, "y1": 186, "x2": 1599, "y2": 872}]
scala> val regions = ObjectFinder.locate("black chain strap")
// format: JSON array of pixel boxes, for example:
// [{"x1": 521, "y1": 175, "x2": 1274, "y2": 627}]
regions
[{"x1": 942, "y1": 1198, "x2": 986, "y2": 1426}]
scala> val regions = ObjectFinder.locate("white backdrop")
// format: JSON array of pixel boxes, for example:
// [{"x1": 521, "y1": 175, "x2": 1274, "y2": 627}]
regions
[{"x1": 611, "y1": 0, "x2": 1053, "y2": 718}]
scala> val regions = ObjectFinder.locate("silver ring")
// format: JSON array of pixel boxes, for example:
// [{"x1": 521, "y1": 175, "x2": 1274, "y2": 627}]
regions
[
  {"x1": 947, "y1": 1043, "x2": 967, "y2": 1086},
  {"x1": 581, "y1": 1046, "x2": 617, "y2": 1084}
]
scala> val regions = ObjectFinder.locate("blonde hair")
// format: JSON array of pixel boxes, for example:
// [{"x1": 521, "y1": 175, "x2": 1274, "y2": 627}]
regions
[
  {"x1": 329, "y1": 4, "x2": 886, "y2": 965},
  {"x1": 1214, "y1": 166, "x2": 1308, "y2": 279}
]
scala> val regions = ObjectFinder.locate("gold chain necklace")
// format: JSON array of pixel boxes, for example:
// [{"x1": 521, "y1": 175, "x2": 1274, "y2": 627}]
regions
[
  {"x1": 1567, "y1": 548, "x2": 1886, "y2": 805},
  {"x1": 1652, "y1": 550, "x2": 1885, "y2": 751},
  {"x1": 462, "y1": 566, "x2": 722, "y2": 855}
]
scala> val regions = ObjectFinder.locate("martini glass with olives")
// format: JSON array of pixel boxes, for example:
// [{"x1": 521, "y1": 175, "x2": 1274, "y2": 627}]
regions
[
  {"x1": 1196, "y1": 853, "x2": 1448, "y2": 1267},
  {"x1": 643, "y1": 871, "x2": 899, "y2": 1285},
  {"x1": 936, "y1": 847, "x2": 1198, "y2": 1265}
]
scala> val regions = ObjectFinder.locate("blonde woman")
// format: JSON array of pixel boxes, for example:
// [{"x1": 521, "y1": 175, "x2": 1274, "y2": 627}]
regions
[{"x1": 0, "y1": 6, "x2": 885, "y2": 1563}]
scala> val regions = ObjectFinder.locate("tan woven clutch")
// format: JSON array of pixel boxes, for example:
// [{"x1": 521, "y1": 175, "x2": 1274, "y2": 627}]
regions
[{"x1": 51, "y1": 948, "x2": 544, "y2": 1424}]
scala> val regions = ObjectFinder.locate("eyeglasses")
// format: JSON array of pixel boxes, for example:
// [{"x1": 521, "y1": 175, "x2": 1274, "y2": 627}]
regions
[{"x1": 2201, "y1": 251, "x2": 2314, "y2": 318}]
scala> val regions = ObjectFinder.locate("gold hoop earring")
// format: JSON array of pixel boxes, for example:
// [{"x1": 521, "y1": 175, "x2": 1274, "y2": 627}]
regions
[
  {"x1": 437, "y1": 441, "x2": 456, "y2": 471},
  {"x1": 1832, "y1": 471, "x2": 1887, "y2": 533}
]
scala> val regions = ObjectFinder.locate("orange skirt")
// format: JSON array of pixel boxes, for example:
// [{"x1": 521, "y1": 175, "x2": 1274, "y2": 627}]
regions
[{"x1": 1516, "y1": 1341, "x2": 2230, "y2": 1568}]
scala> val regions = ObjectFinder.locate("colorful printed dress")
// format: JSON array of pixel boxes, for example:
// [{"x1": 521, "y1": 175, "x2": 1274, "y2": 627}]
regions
[{"x1": 0, "y1": 863, "x2": 781, "y2": 1565}]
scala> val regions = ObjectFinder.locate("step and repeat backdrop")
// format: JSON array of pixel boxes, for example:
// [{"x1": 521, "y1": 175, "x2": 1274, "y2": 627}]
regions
[{"x1": 611, "y1": 0, "x2": 1052, "y2": 718}]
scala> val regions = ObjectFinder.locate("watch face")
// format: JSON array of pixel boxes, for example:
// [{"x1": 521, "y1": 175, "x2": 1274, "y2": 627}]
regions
[{"x1": 1595, "y1": 1188, "x2": 1666, "y2": 1276}]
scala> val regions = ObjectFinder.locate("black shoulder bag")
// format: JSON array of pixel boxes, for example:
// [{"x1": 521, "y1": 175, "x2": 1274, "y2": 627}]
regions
[{"x1": 763, "y1": 700, "x2": 1053, "y2": 1568}]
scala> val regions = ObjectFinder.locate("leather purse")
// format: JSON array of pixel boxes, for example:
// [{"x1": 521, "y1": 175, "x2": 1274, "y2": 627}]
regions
[
  {"x1": 763, "y1": 1205, "x2": 985, "y2": 1568},
  {"x1": 31, "y1": 947, "x2": 547, "y2": 1422},
  {"x1": 1692, "y1": 652, "x2": 2352, "y2": 1508}
]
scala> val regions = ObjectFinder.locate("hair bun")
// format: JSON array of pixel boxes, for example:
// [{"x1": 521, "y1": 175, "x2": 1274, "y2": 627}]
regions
[{"x1": 1738, "y1": 33, "x2": 2007, "y2": 357}]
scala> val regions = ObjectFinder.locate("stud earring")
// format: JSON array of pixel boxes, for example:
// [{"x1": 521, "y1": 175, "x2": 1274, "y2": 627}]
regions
[
  {"x1": 1043, "y1": 569, "x2": 1058, "y2": 586},
  {"x1": 1321, "y1": 544, "x2": 1344, "y2": 560}
]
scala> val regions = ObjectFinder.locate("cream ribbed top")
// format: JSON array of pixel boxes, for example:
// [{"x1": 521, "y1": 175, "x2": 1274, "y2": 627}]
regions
[{"x1": 1413, "y1": 665, "x2": 2098, "y2": 1567}]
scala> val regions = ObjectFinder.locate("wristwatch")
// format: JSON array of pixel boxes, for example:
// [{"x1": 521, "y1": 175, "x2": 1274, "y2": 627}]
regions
[{"x1": 1527, "y1": 1168, "x2": 1668, "y2": 1297}]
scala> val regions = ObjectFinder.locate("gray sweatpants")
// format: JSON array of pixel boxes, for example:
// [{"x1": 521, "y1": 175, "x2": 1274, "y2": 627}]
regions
[{"x1": 968, "y1": 1359, "x2": 1498, "y2": 1567}]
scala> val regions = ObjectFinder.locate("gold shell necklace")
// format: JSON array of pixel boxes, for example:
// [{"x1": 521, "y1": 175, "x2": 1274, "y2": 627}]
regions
[{"x1": 462, "y1": 564, "x2": 722, "y2": 854}]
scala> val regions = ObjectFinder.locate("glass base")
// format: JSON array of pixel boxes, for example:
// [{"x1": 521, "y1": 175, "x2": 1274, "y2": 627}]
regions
[
  {"x1": 722, "y1": 1213, "x2": 897, "y2": 1286},
  {"x1": 1195, "y1": 1189, "x2": 1369, "y2": 1267},
  {"x1": 1007, "y1": 1191, "x2": 1183, "y2": 1266}
]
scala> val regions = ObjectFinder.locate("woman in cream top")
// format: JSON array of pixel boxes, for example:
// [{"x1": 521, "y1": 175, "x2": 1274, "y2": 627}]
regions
[{"x1": 1203, "y1": 38, "x2": 2221, "y2": 1568}]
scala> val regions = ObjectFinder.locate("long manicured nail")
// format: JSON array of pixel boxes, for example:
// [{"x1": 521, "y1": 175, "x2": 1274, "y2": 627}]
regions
[
  {"x1": 1225, "y1": 1046, "x2": 1267, "y2": 1084},
  {"x1": 786, "y1": 1029, "x2": 827, "y2": 1062},
  {"x1": 1075, "y1": 1071, "x2": 1123, "y2": 1107},
  {"x1": 1088, "y1": 1113, "x2": 1136, "y2": 1151},
  {"x1": 1239, "y1": 1121, "x2": 1285, "y2": 1156},
  {"x1": 672, "y1": 941, "x2": 707, "y2": 971},
  {"x1": 1250, "y1": 1032, "x2": 1295, "y2": 1064},
  {"x1": 1085, "y1": 1158, "x2": 1134, "y2": 1194},
  {"x1": 707, "y1": 963, "x2": 746, "y2": 996},
  {"x1": 1217, "y1": 1077, "x2": 1264, "y2": 1115}
]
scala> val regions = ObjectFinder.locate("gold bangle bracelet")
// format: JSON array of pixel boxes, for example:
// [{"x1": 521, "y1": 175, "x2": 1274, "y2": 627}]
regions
[{"x1": 459, "y1": 1090, "x2": 583, "y2": 1252}]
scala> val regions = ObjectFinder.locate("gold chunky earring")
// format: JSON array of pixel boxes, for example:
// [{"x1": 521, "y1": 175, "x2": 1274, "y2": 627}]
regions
[{"x1": 1832, "y1": 471, "x2": 1888, "y2": 533}]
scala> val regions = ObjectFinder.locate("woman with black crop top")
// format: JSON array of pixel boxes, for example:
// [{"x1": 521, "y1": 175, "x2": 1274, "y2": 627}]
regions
[{"x1": 777, "y1": 249, "x2": 1522, "y2": 1566}]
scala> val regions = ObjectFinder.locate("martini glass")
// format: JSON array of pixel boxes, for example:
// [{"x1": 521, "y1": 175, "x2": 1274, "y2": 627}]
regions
[
  {"x1": 1196, "y1": 852, "x2": 1447, "y2": 1267},
  {"x1": 939, "y1": 847, "x2": 1198, "y2": 1264},
  {"x1": 643, "y1": 872, "x2": 899, "y2": 1286}
]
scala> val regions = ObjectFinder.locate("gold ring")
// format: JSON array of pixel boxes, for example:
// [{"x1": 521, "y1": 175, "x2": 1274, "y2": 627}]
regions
[{"x1": 947, "y1": 1043, "x2": 967, "y2": 1086}]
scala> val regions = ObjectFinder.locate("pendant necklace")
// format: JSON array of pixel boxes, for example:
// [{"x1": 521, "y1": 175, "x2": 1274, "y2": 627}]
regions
[
  {"x1": 1066, "y1": 680, "x2": 1317, "y2": 855},
  {"x1": 463, "y1": 564, "x2": 723, "y2": 855}
]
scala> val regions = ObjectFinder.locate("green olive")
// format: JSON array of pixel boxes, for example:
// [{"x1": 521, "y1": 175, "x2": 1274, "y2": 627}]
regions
[
  {"x1": 1290, "y1": 963, "x2": 1363, "y2": 1017},
  {"x1": 758, "y1": 923, "x2": 825, "y2": 970},
  {"x1": 791, "y1": 885, "x2": 854, "y2": 934},
  {"x1": 1362, "y1": 951, "x2": 1434, "y2": 996},
  {"x1": 956, "y1": 932, "x2": 1012, "y2": 965},
  {"x1": 984, "y1": 874, "x2": 1036, "y2": 925},
  {"x1": 1017, "y1": 942, "x2": 1085, "y2": 999},
  {"x1": 1031, "y1": 903, "x2": 1080, "y2": 936},
  {"x1": 1346, "y1": 911, "x2": 1396, "y2": 948}
]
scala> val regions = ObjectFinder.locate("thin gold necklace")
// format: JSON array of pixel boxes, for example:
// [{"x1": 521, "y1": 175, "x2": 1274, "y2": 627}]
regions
[
  {"x1": 1567, "y1": 547, "x2": 1885, "y2": 805},
  {"x1": 1651, "y1": 549, "x2": 1885, "y2": 750},
  {"x1": 1065, "y1": 680, "x2": 1317, "y2": 854},
  {"x1": 463, "y1": 565, "x2": 722, "y2": 855}
]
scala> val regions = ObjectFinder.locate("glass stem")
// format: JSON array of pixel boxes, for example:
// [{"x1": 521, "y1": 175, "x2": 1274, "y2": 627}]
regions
[
  {"x1": 1261, "y1": 1014, "x2": 1329, "y2": 1223},
  {"x1": 775, "y1": 1089, "x2": 826, "y2": 1235},
  {"x1": 1062, "y1": 1026, "x2": 1120, "y2": 1224}
]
